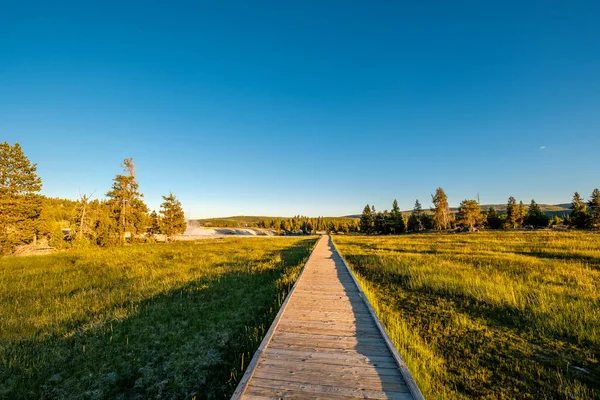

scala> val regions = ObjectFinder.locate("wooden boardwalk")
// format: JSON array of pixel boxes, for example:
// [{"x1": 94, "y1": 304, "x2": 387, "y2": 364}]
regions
[{"x1": 232, "y1": 235, "x2": 424, "y2": 400}]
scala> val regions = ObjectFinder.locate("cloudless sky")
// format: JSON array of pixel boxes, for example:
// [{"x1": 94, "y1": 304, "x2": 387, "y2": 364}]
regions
[{"x1": 1, "y1": 1, "x2": 599, "y2": 217}]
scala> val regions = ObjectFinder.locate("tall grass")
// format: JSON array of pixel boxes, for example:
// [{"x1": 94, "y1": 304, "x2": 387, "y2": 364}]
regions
[
  {"x1": 334, "y1": 231, "x2": 600, "y2": 399},
  {"x1": 0, "y1": 237, "x2": 317, "y2": 399}
]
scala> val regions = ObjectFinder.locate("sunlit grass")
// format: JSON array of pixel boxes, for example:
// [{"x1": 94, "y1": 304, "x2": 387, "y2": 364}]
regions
[
  {"x1": 0, "y1": 237, "x2": 317, "y2": 399},
  {"x1": 334, "y1": 231, "x2": 600, "y2": 399}
]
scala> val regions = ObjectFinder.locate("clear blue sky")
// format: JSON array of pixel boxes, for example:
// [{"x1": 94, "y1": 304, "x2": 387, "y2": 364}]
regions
[{"x1": 1, "y1": 1, "x2": 599, "y2": 217}]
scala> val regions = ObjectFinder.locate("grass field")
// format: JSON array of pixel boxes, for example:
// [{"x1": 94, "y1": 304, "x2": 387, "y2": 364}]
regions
[
  {"x1": 0, "y1": 237, "x2": 317, "y2": 399},
  {"x1": 334, "y1": 231, "x2": 600, "y2": 399}
]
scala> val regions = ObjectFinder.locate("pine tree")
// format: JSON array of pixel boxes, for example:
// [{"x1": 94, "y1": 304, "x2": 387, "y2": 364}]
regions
[
  {"x1": 93, "y1": 201, "x2": 121, "y2": 247},
  {"x1": 506, "y1": 196, "x2": 518, "y2": 228},
  {"x1": 106, "y1": 158, "x2": 148, "y2": 243},
  {"x1": 420, "y1": 213, "x2": 434, "y2": 230},
  {"x1": 0, "y1": 142, "x2": 43, "y2": 253},
  {"x1": 485, "y1": 207, "x2": 503, "y2": 229},
  {"x1": 458, "y1": 199, "x2": 482, "y2": 229},
  {"x1": 360, "y1": 204, "x2": 374, "y2": 234},
  {"x1": 148, "y1": 210, "x2": 161, "y2": 235},
  {"x1": 431, "y1": 187, "x2": 450, "y2": 230},
  {"x1": 407, "y1": 200, "x2": 423, "y2": 232},
  {"x1": 159, "y1": 193, "x2": 186, "y2": 239},
  {"x1": 390, "y1": 199, "x2": 405, "y2": 234},
  {"x1": 374, "y1": 211, "x2": 387, "y2": 234},
  {"x1": 517, "y1": 201, "x2": 526, "y2": 228},
  {"x1": 588, "y1": 189, "x2": 600, "y2": 229},
  {"x1": 524, "y1": 199, "x2": 549, "y2": 228},
  {"x1": 570, "y1": 192, "x2": 590, "y2": 229},
  {"x1": 306, "y1": 220, "x2": 314, "y2": 234}
]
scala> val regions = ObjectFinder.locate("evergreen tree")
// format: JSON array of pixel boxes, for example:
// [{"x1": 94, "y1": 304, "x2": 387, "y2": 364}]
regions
[
  {"x1": 94, "y1": 201, "x2": 121, "y2": 247},
  {"x1": 397, "y1": 214, "x2": 406, "y2": 233},
  {"x1": 506, "y1": 196, "x2": 518, "y2": 228},
  {"x1": 420, "y1": 213, "x2": 434, "y2": 230},
  {"x1": 374, "y1": 211, "x2": 387, "y2": 234},
  {"x1": 588, "y1": 189, "x2": 600, "y2": 229},
  {"x1": 485, "y1": 207, "x2": 503, "y2": 229},
  {"x1": 306, "y1": 220, "x2": 313, "y2": 234},
  {"x1": 516, "y1": 201, "x2": 527, "y2": 228},
  {"x1": 390, "y1": 199, "x2": 406, "y2": 234},
  {"x1": 569, "y1": 192, "x2": 590, "y2": 229},
  {"x1": 407, "y1": 199, "x2": 423, "y2": 232},
  {"x1": 458, "y1": 199, "x2": 482, "y2": 229},
  {"x1": 360, "y1": 204, "x2": 374, "y2": 234},
  {"x1": 524, "y1": 200, "x2": 549, "y2": 228},
  {"x1": 106, "y1": 158, "x2": 148, "y2": 243},
  {"x1": 148, "y1": 210, "x2": 161, "y2": 235},
  {"x1": 0, "y1": 142, "x2": 43, "y2": 253},
  {"x1": 159, "y1": 193, "x2": 186, "y2": 239},
  {"x1": 431, "y1": 187, "x2": 450, "y2": 230}
]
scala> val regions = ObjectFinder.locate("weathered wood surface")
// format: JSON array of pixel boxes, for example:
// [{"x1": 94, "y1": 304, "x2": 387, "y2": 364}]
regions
[{"x1": 232, "y1": 235, "x2": 424, "y2": 400}]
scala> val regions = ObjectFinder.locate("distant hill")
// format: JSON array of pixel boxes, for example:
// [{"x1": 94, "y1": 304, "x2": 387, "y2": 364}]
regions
[
  {"x1": 343, "y1": 203, "x2": 571, "y2": 218},
  {"x1": 194, "y1": 216, "x2": 275, "y2": 228},
  {"x1": 195, "y1": 215, "x2": 359, "y2": 228}
]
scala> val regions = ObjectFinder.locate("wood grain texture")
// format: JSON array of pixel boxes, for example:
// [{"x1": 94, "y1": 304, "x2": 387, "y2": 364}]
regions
[{"x1": 232, "y1": 235, "x2": 423, "y2": 400}]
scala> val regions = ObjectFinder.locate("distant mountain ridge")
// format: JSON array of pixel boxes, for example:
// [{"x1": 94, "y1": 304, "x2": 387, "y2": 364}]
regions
[{"x1": 196, "y1": 203, "x2": 571, "y2": 225}]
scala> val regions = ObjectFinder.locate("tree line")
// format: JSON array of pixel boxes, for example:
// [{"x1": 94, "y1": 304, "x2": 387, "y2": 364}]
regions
[
  {"x1": 360, "y1": 187, "x2": 600, "y2": 234},
  {"x1": 0, "y1": 142, "x2": 187, "y2": 254},
  {"x1": 256, "y1": 216, "x2": 360, "y2": 234}
]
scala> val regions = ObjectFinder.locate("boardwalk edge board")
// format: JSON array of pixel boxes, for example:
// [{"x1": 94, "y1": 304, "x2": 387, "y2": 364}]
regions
[
  {"x1": 230, "y1": 237, "x2": 319, "y2": 399},
  {"x1": 330, "y1": 237, "x2": 426, "y2": 400}
]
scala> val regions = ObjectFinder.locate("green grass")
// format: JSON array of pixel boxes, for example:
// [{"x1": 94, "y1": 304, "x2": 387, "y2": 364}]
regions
[
  {"x1": 0, "y1": 237, "x2": 317, "y2": 399},
  {"x1": 333, "y1": 231, "x2": 600, "y2": 399}
]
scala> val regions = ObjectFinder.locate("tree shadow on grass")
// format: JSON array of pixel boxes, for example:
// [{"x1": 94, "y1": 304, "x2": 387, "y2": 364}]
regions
[
  {"x1": 391, "y1": 286, "x2": 600, "y2": 398},
  {"x1": 512, "y1": 250, "x2": 600, "y2": 270},
  {"x1": 1, "y1": 239, "x2": 315, "y2": 400}
]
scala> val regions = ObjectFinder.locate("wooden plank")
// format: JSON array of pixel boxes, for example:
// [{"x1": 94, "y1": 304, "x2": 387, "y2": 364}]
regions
[
  {"x1": 251, "y1": 369, "x2": 409, "y2": 391},
  {"x1": 277, "y1": 319, "x2": 381, "y2": 332},
  {"x1": 254, "y1": 363, "x2": 406, "y2": 383},
  {"x1": 267, "y1": 342, "x2": 393, "y2": 357},
  {"x1": 271, "y1": 332, "x2": 387, "y2": 347},
  {"x1": 281, "y1": 311, "x2": 372, "y2": 319},
  {"x1": 268, "y1": 341, "x2": 390, "y2": 355},
  {"x1": 285, "y1": 301, "x2": 369, "y2": 308},
  {"x1": 277, "y1": 315, "x2": 375, "y2": 324},
  {"x1": 262, "y1": 348, "x2": 396, "y2": 363},
  {"x1": 288, "y1": 298, "x2": 367, "y2": 306},
  {"x1": 277, "y1": 326, "x2": 380, "y2": 338},
  {"x1": 274, "y1": 330, "x2": 383, "y2": 342},
  {"x1": 245, "y1": 387, "x2": 369, "y2": 400},
  {"x1": 260, "y1": 352, "x2": 400, "y2": 370},
  {"x1": 256, "y1": 358, "x2": 402, "y2": 377},
  {"x1": 247, "y1": 378, "x2": 414, "y2": 400}
]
